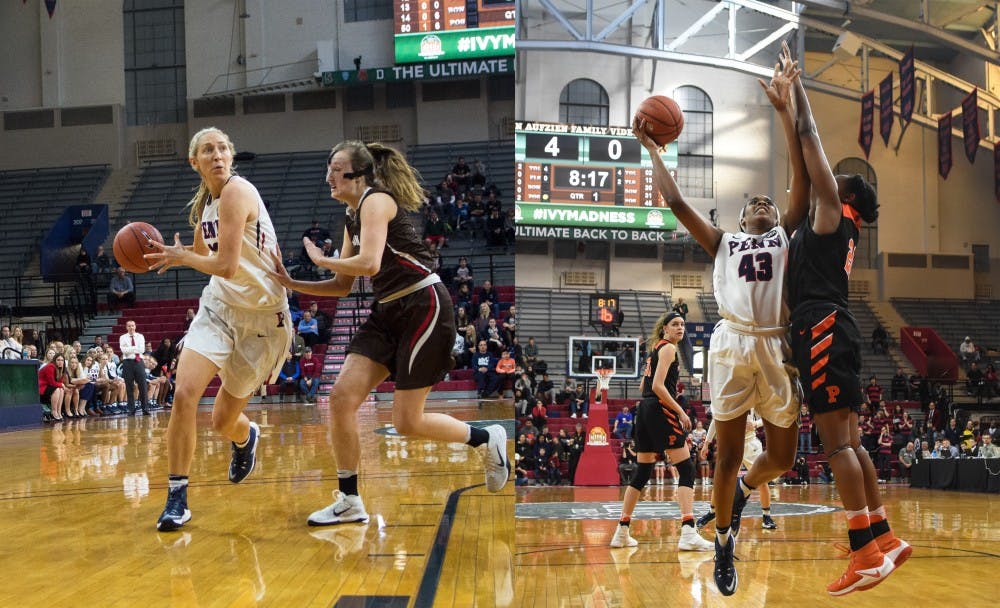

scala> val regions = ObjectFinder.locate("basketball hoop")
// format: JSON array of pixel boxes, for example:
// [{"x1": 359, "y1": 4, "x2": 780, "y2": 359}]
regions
[{"x1": 595, "y1": 368, "x2": 615, "y2": 393}]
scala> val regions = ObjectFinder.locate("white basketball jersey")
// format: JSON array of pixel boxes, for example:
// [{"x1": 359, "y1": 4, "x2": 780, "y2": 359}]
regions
[
  {"x1": 712, "y1": 226, "x2": 789, "y2": 328},
  {"x1": 199, "y1": 177, "x2": 285, "y2": 311}
]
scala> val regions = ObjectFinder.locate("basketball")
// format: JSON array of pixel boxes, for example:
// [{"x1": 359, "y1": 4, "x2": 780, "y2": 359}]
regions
[
  {"x1": 113, "y1": 221, "x2": 163, "y2": 274},
  {"x1": 635, "y1": 95, "x2": 684, "y2": 146}
]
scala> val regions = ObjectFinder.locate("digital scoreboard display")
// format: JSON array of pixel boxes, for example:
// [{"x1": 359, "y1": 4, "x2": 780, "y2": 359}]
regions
[
  {"x1": 394, "y1": 0, "x2": 515, "y2": 64},
  {"x1": 514, "y1": 121, "x2": 679, "y2": 233}
]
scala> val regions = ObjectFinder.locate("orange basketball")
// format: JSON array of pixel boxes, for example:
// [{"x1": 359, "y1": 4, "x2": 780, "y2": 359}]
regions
[
  {"x1": 113, "y1": 222, "x2": 163, "y2": 274},
  {"x1": 635, "y1": 95, "x2": 684, "y2": 146}
]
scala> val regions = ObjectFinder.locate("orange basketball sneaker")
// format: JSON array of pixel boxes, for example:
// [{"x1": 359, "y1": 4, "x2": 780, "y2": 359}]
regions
[{"x1": 827, "y1": 541, "x2": 895, "y2": 596}]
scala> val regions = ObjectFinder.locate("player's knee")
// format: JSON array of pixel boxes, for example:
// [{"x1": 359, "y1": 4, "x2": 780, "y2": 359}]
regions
[
  {"x1": 770, "y1": 447, "x2": 796, "y2": 471},
  {"x1": 677, "y1": 458, "x2": 696, "y2": 489},
  {"x1": 714, "y1": 448, "x2": 743, "y2": 474},
  {"x1": 328, "y1": 383, "x2": 362, "y2": 416},
  {"x1": 629, "y1": 462, "x2": 653, "y2": 491},
  {"x1": 393, "y1": 415, "x2": 419, "y2": 436}
]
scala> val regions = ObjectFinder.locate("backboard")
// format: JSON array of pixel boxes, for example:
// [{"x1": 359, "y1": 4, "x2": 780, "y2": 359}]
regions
[{"x1": 567, "y1": 336, "x2": 641, "y2": 378}]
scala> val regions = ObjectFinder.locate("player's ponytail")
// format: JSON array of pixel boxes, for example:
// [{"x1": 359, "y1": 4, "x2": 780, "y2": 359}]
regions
[
  {"x1": 186, "y1": 127, "x2": 237, "y2": 228},
  {"x1": 329, "y1": 140, "x2": 425, "y2": 212}
]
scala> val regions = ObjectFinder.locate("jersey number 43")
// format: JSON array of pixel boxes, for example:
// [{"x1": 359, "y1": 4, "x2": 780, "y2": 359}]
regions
[{"x1": 737, "y1": 252, "x2": 773, "y2": 282}]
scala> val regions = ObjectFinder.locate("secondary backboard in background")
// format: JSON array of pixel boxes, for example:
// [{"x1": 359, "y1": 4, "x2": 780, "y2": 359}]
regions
[{"x1": 567, "y1": 336, "x2": 641, "y2": 378}]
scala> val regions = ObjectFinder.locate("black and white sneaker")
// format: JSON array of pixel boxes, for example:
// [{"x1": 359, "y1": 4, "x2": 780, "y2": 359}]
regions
[
  {"x1": 713, "y1": 534, "x2": 739, "y2": 596},
  {"x1": 696, "y1": 510, "x2": 716, "y2": 529},
  {"x1": 730, "y1": 479, "x2": 750, "y2": 537},
  {"x1": 308, "y1": 491, "x2": 369, "y2": 526},
  {"x1": 156, "y1": 485, "x2": 192, "y2": 532},
  {"x1": 762, "y1": 514, "x2": 778, "y2": 530},
  {"x1": 229, "y1": 421, "x2": 260, "y2": 483}
]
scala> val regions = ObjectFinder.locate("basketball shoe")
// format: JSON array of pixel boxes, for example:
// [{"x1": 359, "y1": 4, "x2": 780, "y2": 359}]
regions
[
  {"x1": 762, "y1": 514, "x2": 778, "y2": 530},
  {"x1": 730, "y1": 478, "x2": 750, "y2": 536},
  {"x1": 482, "y1": 424, "x2": 510, "y2": 492},
  {"x1": 713, "y1": 534, "x2": 738, "y2": 596},
  {"x1": 827, "y1": 542, "x2": 895, "y2": 596},
  {"x1": 678, "y1": 526, "x2": 714, "y2": 551},
  {"x1": 610, "y1": 523, "x2": 638, "y2": 548},
  {"x1": 696, "y1": 510, "x2": 716, "y2": 529},
  {"x1": 308, "y1": 491, "x2": 369, "y2": 526},
  {"x1": 876, "y1": 535, "x2": 912, "y2": 568},
  {"x1": 229, "y1": 421, "x2": 260, "y2": 483},
  {"x1": 156, "y1": 484, "x2": 192, "y2": 532}
]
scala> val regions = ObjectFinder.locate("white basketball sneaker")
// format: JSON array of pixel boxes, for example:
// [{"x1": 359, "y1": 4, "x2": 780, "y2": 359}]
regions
[
  {"x1": 482, "y1": 424, "x2": 510, "y2": 492},
  {"x1": 307, "y1": 491, "x2": 369, "y2": 526},
  {"x1": 678, "y1": 525, "x2": 714, "y2": 551},
  {"x1": 610, "y1": 524, "x2": 639, "y2": 548}
]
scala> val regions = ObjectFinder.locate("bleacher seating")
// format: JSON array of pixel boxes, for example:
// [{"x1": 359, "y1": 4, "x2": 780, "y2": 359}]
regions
[
  {"x1": 0, "y1": 164, "x2": 109, "y2": 276},
  {"x1": 406, "y1": 139, "x2": 513, "y2": 199},
  {"x1": 892, "y1": 298, "x2": 1000, "y2": 365}
]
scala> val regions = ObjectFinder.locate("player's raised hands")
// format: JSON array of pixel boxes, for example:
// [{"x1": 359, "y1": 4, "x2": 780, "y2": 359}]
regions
[
  {"x1": 759, "y1": 40, "x2": 801, "y2": 112},
  {"x1": 144, "y1": 233, "x2": 187, "y2": 274},
  {"x1": 631, "y1": 115, "x2": 662, "y2": 152}
]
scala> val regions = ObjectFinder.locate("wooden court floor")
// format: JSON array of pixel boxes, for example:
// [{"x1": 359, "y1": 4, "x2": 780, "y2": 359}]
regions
[
  {"x1": 0, "y1": 399, "x2": 514, "y2": 608},
  {"x1": 514, "y1": 482, "x2": 1000, "y2": 607}
]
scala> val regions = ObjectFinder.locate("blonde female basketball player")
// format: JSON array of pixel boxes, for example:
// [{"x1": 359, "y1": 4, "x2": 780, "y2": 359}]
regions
[
  {"x1": 610, "y1": 312, "x2": 713, "y2": 552},
  {"x1": 633, "y1": 45, "x2": 808, "y2": 595},
  {"x1": 271, "y1": 141, "x2": 508, "y2": 527},
  {"x1": 146, "y1": 127, "x2": 291, "y2": 532}
]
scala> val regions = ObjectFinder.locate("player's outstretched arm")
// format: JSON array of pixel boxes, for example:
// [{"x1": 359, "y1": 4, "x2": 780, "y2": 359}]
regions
[
  {"x1": 761, "y1": 41, "x2": 810, "y2": 232},
  {"x1": 269, "y1": 242, "x2": 356, "y2": 297},
  {"x1": 307, "y1": 194, "x2": 393, "y2": 277},
  {"x1": 632, "y1": 116, "x2": 723, "y2": 257},
  {"x1": 793, "y1": 70, "x2": 842, "y2": 236}
]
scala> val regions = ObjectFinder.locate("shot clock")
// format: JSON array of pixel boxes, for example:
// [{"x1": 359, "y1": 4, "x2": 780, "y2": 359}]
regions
[{"x1": 589, "y1": 294, "x2": 620, "y2": 328}]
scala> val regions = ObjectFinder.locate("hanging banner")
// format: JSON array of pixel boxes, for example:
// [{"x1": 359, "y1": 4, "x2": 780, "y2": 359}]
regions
[
  {"x1": 44, "y1": 0, "x2": 56, "y2": 18},
  {"x1": 859, "y1": 90, "x2": 874, "y2": 159},
  {"x1": 899, "y1": 47, "x2": 915, "y2": 126},
  {"x1": 995, "y1": 142, "x2": 1000, "y2": 202},
  {"x1": 879, "y1": 73, "x2": 893, "y2": 146},
  {"x1": 938, "y1": 112, "x2": 952, "y2": 179},
  {"x1": 962, "y1": 88, "x2": 980, "y2": 164}
]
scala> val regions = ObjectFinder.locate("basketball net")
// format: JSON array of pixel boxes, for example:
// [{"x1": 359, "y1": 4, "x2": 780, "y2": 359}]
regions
[{"x1": 592, "y1": 368, "x2": 614, "y2": 406}]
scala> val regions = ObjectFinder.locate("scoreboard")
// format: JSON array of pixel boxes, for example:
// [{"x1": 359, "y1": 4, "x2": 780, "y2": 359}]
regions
[
  {"x1": 514, "y1": 121, "x2": 679, "y2": 231},
  {"x1": 394, "y1": 0, "x2": 515, "y2": 64}
]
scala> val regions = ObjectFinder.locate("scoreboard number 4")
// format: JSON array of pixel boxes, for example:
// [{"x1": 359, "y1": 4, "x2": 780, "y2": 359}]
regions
[{"x1": 544, "y1": 136, "x2": 560, "y2": 157}]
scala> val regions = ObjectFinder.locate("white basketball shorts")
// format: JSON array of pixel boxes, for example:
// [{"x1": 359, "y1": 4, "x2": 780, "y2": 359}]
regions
[
  {"x1": 182, "y1": 292, "x2": 292, "y2": 399},
  {"x1": 708, "y1": 320, "x2": 799, "y2": 429},
  {"x1": 742, "y1": 438, "x2": 763, "y2": 469}
]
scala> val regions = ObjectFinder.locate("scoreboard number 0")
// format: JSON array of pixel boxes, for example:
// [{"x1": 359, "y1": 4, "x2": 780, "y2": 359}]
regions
[{"x1": 607, "y1": 139, "x2": 621, "y2": 160}]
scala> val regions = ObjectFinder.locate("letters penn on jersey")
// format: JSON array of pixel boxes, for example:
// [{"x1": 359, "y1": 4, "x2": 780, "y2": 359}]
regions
[{"x1": 713, "y1": 227, "x2": 789, "y2": 328}]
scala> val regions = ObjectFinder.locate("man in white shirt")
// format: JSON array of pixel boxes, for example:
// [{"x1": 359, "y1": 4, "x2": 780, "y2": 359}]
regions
[{"x1": 120, "y1": 320, "x2": 149, "y2": 415}]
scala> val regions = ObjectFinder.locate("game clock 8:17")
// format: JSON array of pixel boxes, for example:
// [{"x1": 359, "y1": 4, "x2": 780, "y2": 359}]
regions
[{"x1": 589, "y1": 294, "x2": 620, "y2": 327}]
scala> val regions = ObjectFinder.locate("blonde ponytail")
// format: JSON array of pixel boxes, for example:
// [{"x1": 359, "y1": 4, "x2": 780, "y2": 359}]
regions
[{"x1": 330, "y1": 140, "x2": 426, "y2": 212}]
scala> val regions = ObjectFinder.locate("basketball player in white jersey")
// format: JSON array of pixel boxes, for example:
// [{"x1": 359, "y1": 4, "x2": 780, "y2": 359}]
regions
[
  {"x1": 697, "y1": 411, "x2": 779, "y2": 530},
  {"x1": 633, "y1": 47, "x2": 809, "y2": 595},
  {"x1": 145, "y1": 127, "x2": 291, "y2": 532}
]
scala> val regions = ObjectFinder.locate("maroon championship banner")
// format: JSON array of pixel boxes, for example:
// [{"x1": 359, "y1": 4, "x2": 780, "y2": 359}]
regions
[
  {"x1": 962, "y1": 89, "x2": 980, "y2": 163},
  {"x1": 938, "y1": 112, "x2": 952, "y2": 179},
  {"x1": 900, "y1": 47, "x2": 915, "y2": 126},
  {"x1": 859, "y1": 90, "x2": 875, "y2": 159},
  {"x1": 879, "y1": 73, "x2": 893, "y2": 146},
  {"x1": 994, "y1": 141, "x2": 1000, "y2": 202}
]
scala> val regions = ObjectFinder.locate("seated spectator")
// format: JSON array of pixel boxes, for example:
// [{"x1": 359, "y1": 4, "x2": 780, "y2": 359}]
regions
[
  {"x1": 535, "y1": 373, "x2": 554, "y2": 405},
  {"x1": 513, "y1": 388, "x2": 531, "y2": 418},
  {"x1": 569, "y1": 384, "x2": 589, "y2": 419},
  {"x1": 455, "y1": 284, "x2": 474, "y2": 318},
  {"x1": 477, "y1": 280, "x2": 500, "y2": 317},
  {"x1": 871, "y1": 324, "x2": 889, "y2": 354},
  {"x1": 471, "y1": 158, "x2": 487, "y2": 189},
  {"x1": 298, "y1": 346, "x2": 320, "y2": 403},
  {"x1": 501, "y1": 306, "x2": 517, "y2": 345},
  {"x1": 514, "y1": 454, "x2": 530, "y2": 487},
  {"x1": 976, "y1": 433, "x2": 1000, "y2": 458},
  {"x1": 452, "y1": 256, "x2": 474, "y2": 291},
  {"x1": 472, "y1": 302, "x2": 493, "y2": 339},
  {"x1": 612, "y1": 405, "x2": 634, "y2": 439},
  {"x1": 455, "y1": 306, "x2": 472, "y2": 338},
  {"x1": 495, "y1": 349, "x2": 517, "y2": 396},
  {"x1": 297, "y1": 310, "x2": 321, "y2": 347},
  {"x1": 514, "y1": 372, "x2": 536, "y2": 400},
  {"x1": 76, "y1": 246, "x2": 92, "y2": 275},
  {"x1": 789, "y1": 456, "x2": 811, "y2": 485},
  {"x1": 450, "y1": 156, "x2": 472, "y2": 189},
  {"x1": 531, "y1": 399, "x2": 547, "y2": 431},
  {"x1": 277, "y1": 352, "x2": 301, "y2": 402},
  {"x1": 486, "y1": 208, "x2": 506, "y2": 247},
  {"x1": 471, "y1": 341, "x2": 499, "y2": 398},
  {"x1": 523, "y1": 337, "x2": 539, "y2": 367},
  {"x1": 897, "y1": 441, "x2": 916, "y2": 478},
  {"x1": 967, "y1": 362, "x2": 986, "y2": 398},
  {"x1": 618, "y1": 440, "x2": 638, "y2": 485},
  {"x1": 308, "y1": 301, "x2": 332, "y2": 343},
  {"x1": 509, "y1": 335, "x2": 524, "y2": 367},
  {"x1": 94, "y1": 244, "x2": 114, "y2": 273},
  {"x1": 424, "y1": 210, "x2": 449, "y2": 248},
  {"x1": 959, "y1": 336, "x2": 979, "y2": 367},
  {"x1": 107, "y1": 267, "x2": 135, "y2": 311},
  {"x1": 890, "y1": 367, "x2": 909, "y2": 401},
  {"x1": 153, "y1": 338, "x2": 174, "y2": 370},
  {"x1": 0, "y1": 325, "x2": 23, "y2": 359},
  {"x1": 556, "y1": 378, "x2": 576, "y2": 404},
  {"x1": 466, "y1": 192, "x2": 487, "y2": 236},
  {"x1": 485, "y1": 318, "x2": 506, "y2": 356},
  {"x1": 452, "y1": 330, "x2": 470, "y2": 370}
]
